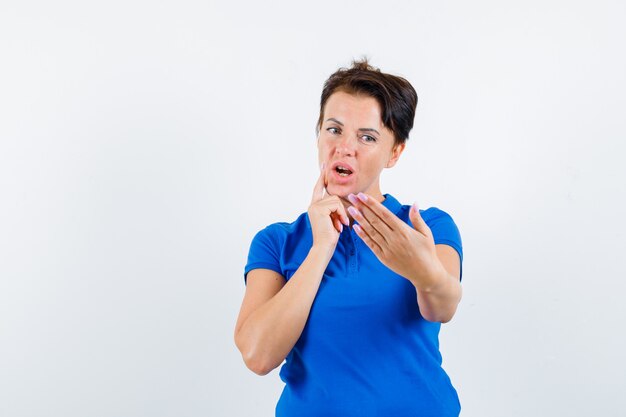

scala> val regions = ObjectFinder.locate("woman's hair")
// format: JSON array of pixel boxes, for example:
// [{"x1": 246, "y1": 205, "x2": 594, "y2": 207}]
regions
[{"x1": 316, "y1": 59, "x2": 418, "y2": 145}]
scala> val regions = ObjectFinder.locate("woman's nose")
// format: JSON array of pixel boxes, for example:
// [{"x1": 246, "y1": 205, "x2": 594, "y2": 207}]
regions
[{"x1": 335, "y1": 136, "x2": 356, "y2": 156}]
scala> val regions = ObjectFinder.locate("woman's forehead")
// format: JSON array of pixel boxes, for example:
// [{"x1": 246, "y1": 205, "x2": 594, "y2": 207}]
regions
[{"x1": 323, "y1": 91, "x2": 383, "y2": 127}]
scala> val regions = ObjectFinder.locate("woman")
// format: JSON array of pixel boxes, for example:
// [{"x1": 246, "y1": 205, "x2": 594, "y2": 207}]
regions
[{"x1": 235, "y1": 60, "x2": 464, "y2": 417}]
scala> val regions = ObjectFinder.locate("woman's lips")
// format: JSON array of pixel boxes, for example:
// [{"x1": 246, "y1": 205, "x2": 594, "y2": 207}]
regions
[
  {"x1": 329, "y1": 167, "x2": 355, "y2": 184},
  {"x1": 330, "y1": 161, "x2": 355, "y2": 174}
]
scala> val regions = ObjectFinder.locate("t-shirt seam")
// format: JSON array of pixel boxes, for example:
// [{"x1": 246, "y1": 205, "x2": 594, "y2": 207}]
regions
[
  {"x1": 433, "y1": 239, "x2": 463, "y2": 257},
  {"x1": 244, "y1": 263, "x2": 283, "y2": 284}
]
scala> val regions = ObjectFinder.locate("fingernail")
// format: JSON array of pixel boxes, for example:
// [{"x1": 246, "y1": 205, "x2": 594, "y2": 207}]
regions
[
  {"x1": 347, "y1": 206, "x2": 359, "y2": 217},
  {"x1": 321, "y1": 162, "x2": 326, "y2": 170},
  {"x1": 347, "y1": 194, "x2": 358, "y2": 205},
  {"x1": 353, "y1": 224, "x2": 362, "y2": 234},
  {"x1": 339, "y1": 223, "x2": 343, "y2": 232},
  {"x1": 412, "y1": 202, "x2": 419, "y2": 212},
  {"x1": 357, "y1": 192, "x2": 368, "y2": 202}
]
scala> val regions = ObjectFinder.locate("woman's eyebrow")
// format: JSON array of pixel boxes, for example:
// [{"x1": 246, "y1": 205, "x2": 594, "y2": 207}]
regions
[
  {"x1": 326, "y1": 118, "x2": 380, "y2": 135},
  {"x1": 326, "y1": 118, "x2": 344, "y2": 126},
  {"x1": 359, "y1": 128, "x2": 380, "y2": 135}
]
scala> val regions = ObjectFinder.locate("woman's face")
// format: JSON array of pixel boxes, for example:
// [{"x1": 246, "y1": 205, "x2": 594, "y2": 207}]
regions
[{"x1": 318, "y1": 91, "x2": 405, "y2": 200}]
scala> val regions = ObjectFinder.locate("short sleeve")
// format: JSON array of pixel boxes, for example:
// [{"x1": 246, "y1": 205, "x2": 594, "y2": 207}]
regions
[
  {"x1": 244, "y1": 226, "x2": 283, "y2": 285},
  {"x1": 425, "y1": 208, "x2": 464, "y2": 281}
]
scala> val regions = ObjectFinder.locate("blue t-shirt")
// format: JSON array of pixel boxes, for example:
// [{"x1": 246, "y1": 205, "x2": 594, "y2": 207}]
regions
[{"x1": 244, "y1": 194, "x2": 463, "y2": 417}]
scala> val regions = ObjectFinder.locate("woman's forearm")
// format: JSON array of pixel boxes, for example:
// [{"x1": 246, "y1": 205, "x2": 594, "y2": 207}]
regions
[
  {"x1": 235, "y1": 245, "x2": 334, "y2": 375},
  {"x1": 413, "y1": 262, "x2": 462, "y2": 323}
]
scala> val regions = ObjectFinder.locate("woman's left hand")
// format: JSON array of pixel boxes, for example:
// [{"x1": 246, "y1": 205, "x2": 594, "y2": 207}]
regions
[{"x1": 346, "y1": 192, "x2": 442, "y2": 287}]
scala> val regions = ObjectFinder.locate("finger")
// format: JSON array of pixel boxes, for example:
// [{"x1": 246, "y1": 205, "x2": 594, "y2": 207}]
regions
[
  {"x1": 311, "y1": 163, "x2": 326, "y2": 204},
  {"x1": 352, "y1": 192, "x2": 401, "y2": 232},
  {"x1": 409, "y1": 202, "x2": 432, "y2": 237},
  {"x1": 347, "y1": 205, "x2": 388, "y2": 246},
  {"x1": 333, "y1": 216, "x2": 343, "y2": 233},
  {"x1": 353, "y1": 223, "x2": 384, "y2": 257},
  {"x1": 335, "y1": 201, "x2": 350, "y2": 226},
  {"x1": 347, "y1": 194, "x2": 393, "y2": 238},
  {"x1": 326, "y1": 196, "x2": 349, "y2": 226}
]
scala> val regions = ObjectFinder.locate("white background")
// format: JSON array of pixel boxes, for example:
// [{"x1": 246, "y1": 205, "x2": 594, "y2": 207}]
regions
[{"x1": 1, "y1": 1, "x2": 625, "y2": 416}]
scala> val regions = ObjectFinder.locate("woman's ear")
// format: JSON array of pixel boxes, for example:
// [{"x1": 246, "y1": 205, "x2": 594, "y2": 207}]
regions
[{"x1": 386, "y1": 142, "x2": 406, "y2": 168}]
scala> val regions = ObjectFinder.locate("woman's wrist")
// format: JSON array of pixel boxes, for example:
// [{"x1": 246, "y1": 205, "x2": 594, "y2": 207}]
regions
[
  {"x1": 410, "y1": 258, "x2": 450, "y2": 293},
  {"x1": 309, "y1": 243, "x2": 336, "y2": 263}
]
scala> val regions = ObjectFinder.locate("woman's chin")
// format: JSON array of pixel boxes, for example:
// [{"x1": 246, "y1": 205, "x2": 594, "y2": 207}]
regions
[{"x1": 326, "y1": 184, "x2": 356, "y2": 198}]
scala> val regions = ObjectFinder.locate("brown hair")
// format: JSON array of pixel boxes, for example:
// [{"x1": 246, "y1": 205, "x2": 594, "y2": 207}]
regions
[{"x1": 316, "y1": 59, "x2": 418, "y2": 145}]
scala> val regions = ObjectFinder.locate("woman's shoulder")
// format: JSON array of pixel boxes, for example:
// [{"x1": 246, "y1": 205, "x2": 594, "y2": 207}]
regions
[
  {"x1": 384, "y1": 194, "x2": 457, "y2": 224},
  {"x1": 418, "y1": 206, "x2": 457, "y2": 224},
  {"x1": 393, "y1": 199, "x2": 456, "y2": 224},
  {"x1": 251, "y1": 212, "x2": 311, "y2": 243},
  {"x1": 393, "y1": 198, "x2": 462, "y2": 250}
]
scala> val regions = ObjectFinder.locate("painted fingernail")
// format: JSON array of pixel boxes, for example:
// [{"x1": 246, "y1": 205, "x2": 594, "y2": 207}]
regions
[
  {"x1": 353, "y1": 224, "x2": 362, "y2": 233},
  {"x1": 357, "y1": 192, "x2": 368, "y2": 202},
  {"x1": 347, "y1": 206, "x2": 359, "y2": 217},
  {"x1": 412, "y1": 202, "x2": 419, "y2": 212},
  {"x1": 347, "y1": 193, "x2": 358, "y2": 205}
]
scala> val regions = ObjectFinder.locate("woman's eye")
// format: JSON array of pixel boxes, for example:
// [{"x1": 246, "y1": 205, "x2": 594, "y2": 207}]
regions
[
  {"x1": 327, "y1": 127, "x2": 340, "y2": 134},
  {"x1": 361, "y1": 135, "x2": 376, "y2": 143}
]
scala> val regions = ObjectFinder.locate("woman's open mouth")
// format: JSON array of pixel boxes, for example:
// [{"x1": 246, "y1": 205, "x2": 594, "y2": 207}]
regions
[
  {"x1": 335, "y1": 165, "x2": 353, "y2": 177},
  {"x1": 329, "y1": 162, "x2": 355, "y2": 183}
]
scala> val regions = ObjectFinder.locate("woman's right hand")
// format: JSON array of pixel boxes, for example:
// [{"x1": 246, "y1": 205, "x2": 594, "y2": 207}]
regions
[{"x1": 307, "y1": 164, "x2": 350, "y2": 250}]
